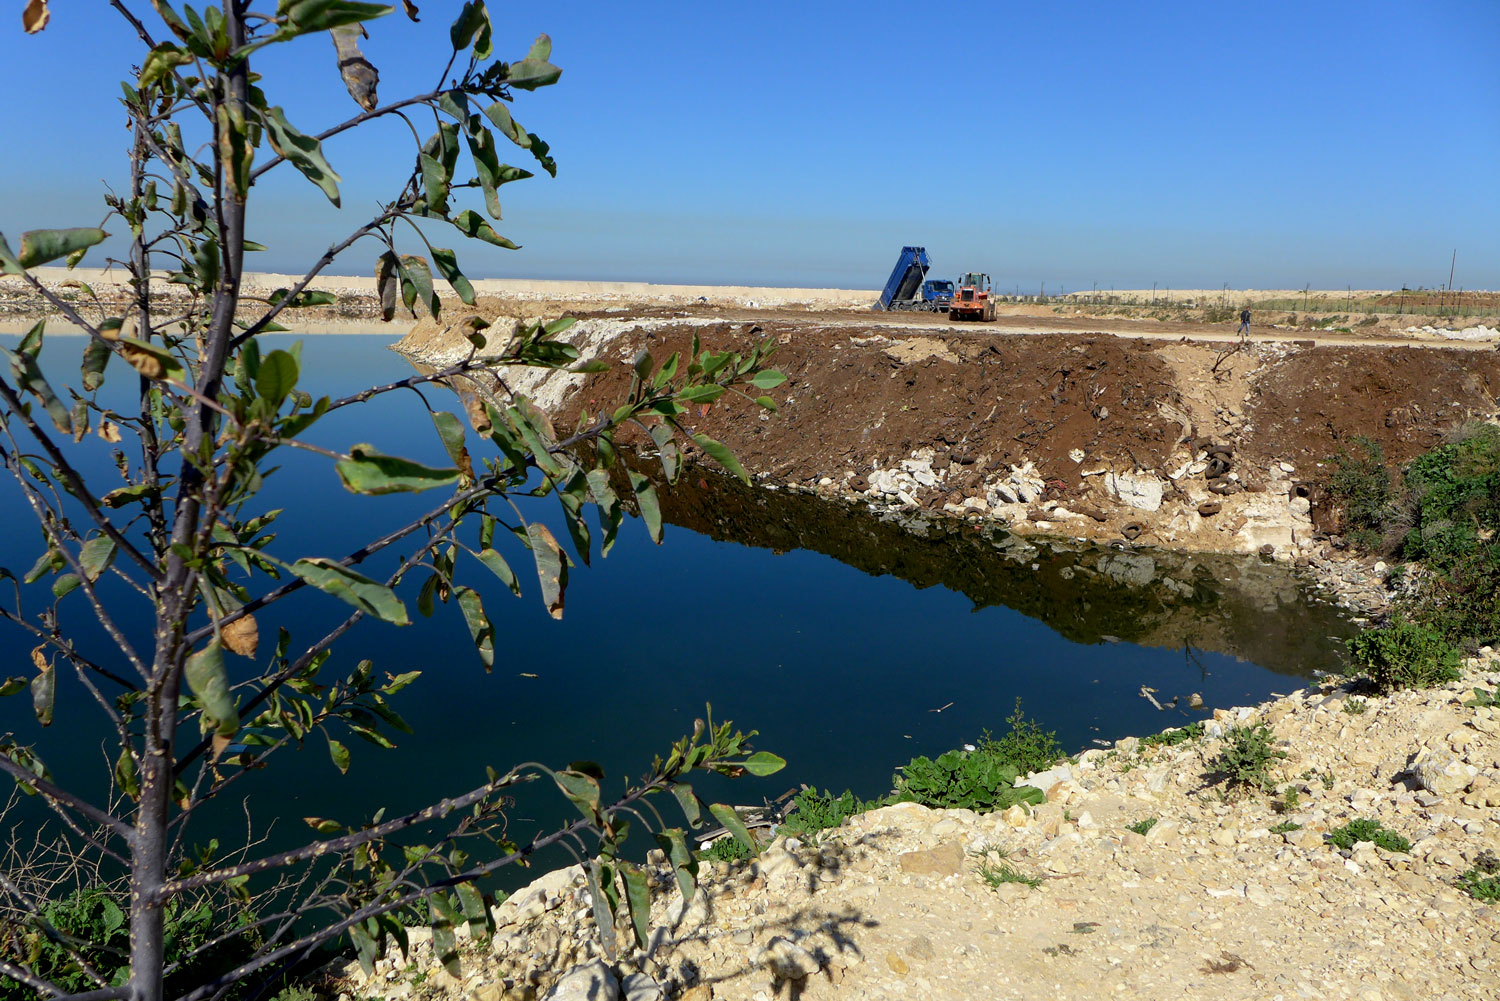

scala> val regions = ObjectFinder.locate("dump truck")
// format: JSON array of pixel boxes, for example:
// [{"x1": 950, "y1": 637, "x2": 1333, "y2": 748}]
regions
[
  {"x1": 949, "y1": 271, "x2": 996, "y2": 321},
  {"x1": 875, "y1": 247, "x2": 951, "y2": 311}
]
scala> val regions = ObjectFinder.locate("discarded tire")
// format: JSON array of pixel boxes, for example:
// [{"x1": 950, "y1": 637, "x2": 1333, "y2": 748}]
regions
[
  {"x1": 1197, "y1": 501, "x2": 1222, "y2": 517},
  {"x1": 1121, "y1": 521, "x2": 1145, "y2": 541}
]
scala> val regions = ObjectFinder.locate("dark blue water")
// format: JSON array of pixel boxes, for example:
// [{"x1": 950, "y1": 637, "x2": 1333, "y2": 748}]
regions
[{"x1": 0, "y1": 333, "x2": 1350, "y2": 866}]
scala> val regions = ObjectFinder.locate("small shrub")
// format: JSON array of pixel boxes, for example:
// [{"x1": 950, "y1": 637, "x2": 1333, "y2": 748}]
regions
[
  {"x1": 1342, "y1": 697, "x2": 1368, "y2": 715},
  {"x1": 973, "y1": 852, "x2": 1041, "y2": 890},
  {"x1": 893, "y1": 701, "x2": 1061, "y2": 813},
  {"x1": 987, "y1": 699, "x2": 1065, "y2": 777},
  {"x1": 1140, "y1": 722, "x2": 1204, "y2": 748},
  {"x1": 1464, "y1": 687, "x2": 1500, "y2": 708},
  {"x1": 777, "y1": 788, "x2": 885, "y2": 842},
  {"x1": 1327, "y1": 818, "x2": 1410, "y2": 853},
  {"x1": 699, "y1": 836, "x2": 752, "y2": 864},
  {"x1": 1212, "y1": 725, "x2": 1286, "y2": 792},
  {"x1": 1327, "y1": 437, "x2": 1393, "y2": 551},
  {"x1": 1126, "y1": 817, "x2": 1158, "y2": 836},
  {"x1": 1273, "y1": 787, "x2": 1301, "y2": 814},
  {"x1": 1269, "y1": 820, "x2": 1302, "y2": 834},
  {"x1": 1344, "y1": 617, "x2": 1461, "y2": 691},
  {"x1": 1457, "y1": 851, "x2": 1500, "y2": 901}
]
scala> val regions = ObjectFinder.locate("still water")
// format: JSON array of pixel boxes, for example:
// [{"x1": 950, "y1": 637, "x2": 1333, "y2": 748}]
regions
[{"x1": 0, "y1": 334, "x2": 1352, "y2": 861}]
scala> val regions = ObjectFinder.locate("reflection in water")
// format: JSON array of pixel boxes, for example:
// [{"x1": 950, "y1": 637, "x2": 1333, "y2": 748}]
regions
[{"x1": 633, "y1": 464, "x2": 1353, "y2": 678}]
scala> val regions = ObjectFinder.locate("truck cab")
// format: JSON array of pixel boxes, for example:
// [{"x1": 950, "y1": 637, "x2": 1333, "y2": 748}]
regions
[{"x1": 921, "y1": 279, "x2": 954, "y2": 309}]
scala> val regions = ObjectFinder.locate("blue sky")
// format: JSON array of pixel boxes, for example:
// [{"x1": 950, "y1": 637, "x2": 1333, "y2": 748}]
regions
[{"x1": 2, "y1": 0, "x2": 1497, "y2": 290}]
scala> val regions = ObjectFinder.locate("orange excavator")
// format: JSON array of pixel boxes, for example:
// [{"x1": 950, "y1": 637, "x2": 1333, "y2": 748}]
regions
[{"x1": 949, "y1": 271, "x2": 996, "y2": 322}]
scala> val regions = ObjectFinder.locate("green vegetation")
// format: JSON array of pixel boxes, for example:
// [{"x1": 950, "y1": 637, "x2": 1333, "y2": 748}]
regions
[
  {"x1": 973, "y1": 852, "x2": 1042, "y2": 890},
  {"x1": 777, "y1": 788, "x2": 886, "y2": 843},
  {"x1": 1140, "y1": 722, "x2": 1204, "y2": 748},
  {"x1": 892, "y1": 701, "x2": 1061, "y2": 812},
  {"x1": 0, "y1": 6, "x2": 787, "y2": 999},
  {"x1": 1327, "y1": 819, "x2": 1411, "y2": 853},
  {"x1": 1346, "y1": 617, "x2": 1461, "y2": 691},
  {"x1": 1463, "y1": 687, "x2": 1500, "y2": 708},
  {"x1": 1327, "y1": 437, "x2": 1394, "y2": 552},
  {"x1": 1342, "y1": 697, "x2": 1368, "y2": 715},
  {"x1": 1274, "y1": 786, "x2": 1301, "y2": 814},
  {"x1": 0, "y1": 886, "x2": 270, "y2": 1001},
  {"x1": 1212, "y1": 725, "x2": 1286, "y2": 792},
  {"x1": 1125, "y1": 817, "x2": 1158, "y2": 836},
  {"x1": 1269, "y1": 820, "x2": 1302, "y2": 834},
  {"x1": 1457, "y1": 852, "x2": 1500, "y2": 902},
  {"x1": 1330, "y1": 424, "x2": 1500, "y2": 692},
  {"x1": 699, "y1": 837, "x2": 753, "y2": 864}
]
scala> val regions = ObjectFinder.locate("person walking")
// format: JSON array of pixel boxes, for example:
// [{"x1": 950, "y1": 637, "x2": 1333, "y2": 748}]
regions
[{"x1": 1237, "y1": 308, "x2": 1251, "y2": 338}]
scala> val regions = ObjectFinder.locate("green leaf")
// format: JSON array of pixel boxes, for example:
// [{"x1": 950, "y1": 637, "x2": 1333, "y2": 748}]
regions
[
  {"x1": 506, "y1": 34, "x2": 562, "y2": 91},
  {"x1": 2, "y1": 326, "x2": 73, "y2": 433},
  {"x1": 328, "y1": 737, "x2": 351, "y2": 774},
  {"x1": 290, "y1": 558, "x2": 410, "y2": 626},
  {"x1": 481, "y1": 102, "x2": 529, "y2": 147},
  {"x1": 450, "y1": 210, "x2": 519, "y2": 250},
  {"x1": 552, "y1": 767, "x2": 601, "y2": 821},
  {"x1": 81, "y1": 335, "x2": 111, "y2": 391},
  {"x1": 742, "y1": 750, "x2": 786, "y2": 777},
  {"x1": 348, "y1": 920, "x2": 377, "y2": 978},
  {"x1": 335, "y1": 444, "x2": 459, "y2": 495},
  {"x1": 708, "y1": 803, "x2": 756, "y2": 855},
  {"x1": 454, "y1": 586, "x2": 494, "y2": 670},
  {"x1": 627, "y1": 470, "x2": 662, "y2": 544},
  {"x1": 465, "y1": 127, "x2": 507, "y2": 219},
  {"x1": 262, "y1": 106, "x2": 343, "y2": 207},
  {"x1": 430, "y1": 248, "x2": 475, "y2": 305},
  {"x1": 526, "y1": 523, "x2": 566, "y2": 619},
  {"x1": 15, "y1": 227, "x2": 109, "y2": 269},
  {"x1": 670, "y1": 782, "x2": 702, "y2": 826},
  {"x1": 256, "y1": 349, "x2": 299, "y2": 406},
  {"x1": 754, "y1": 395, "x2": 778, "y2": 412},
  {"x1": 184, "y1": 641, "x2": 238, "y2": 737},
  {"x1": 51, "y1": 574, "x2": 80, "y2": 599},
  {"x1": 375, "y1": 251, "x2": 399, "y2": 322},
  {"x1": 448, "y1": 1, "x2": 489, "y2": 51},
  {"x1": 78, "y1": 537, "x2": 117, "y2": 582},
  {"x1": 429, "y1": 409, "x2": 473, "y2": 477},
  {"x1": 30, "y1": 668, "x2": 55, "y2": 726},
  {"x1": 585, "y1": 468, "x2": 621, "y2": 556},
  {"x1": 677, "y1": 384, "x2": 725, "y2": 404},
  {"x1": 418, "y1": 153, "x2": 449, "y2": 215},
  {"x1": 692, "y1": 433, "x2": 750, "y2": 485},
  {"x1": 0, "y1": 678, "x2": 27, "y2": 697},
  {"x1": 620, "y1": 862, "x2": 651, "y2": 949},
  {"x1": 748, "y1": 369, "x2": 787, "y2": 389},
  {"x1": 285, "y1": 0, "x2": 392, "y2": 34},
  {"x1": 398, "y1": 254, "x2": 439, "y2": 318},
  {"x1": 474, "y1": 548, "x2": 520, "y2": 596},
  {"x1": 650, "y1": 425, "x2": 679, "y2": 484},
  {"x1": 584, "y1": 861, "x2": 617, "y2": 964},
  {"x1": 114, "y1": 748, "x2": 140, "y2": 799},
  {"x1": 655, "y1": 829, "x2": 699, "y2": 903}
]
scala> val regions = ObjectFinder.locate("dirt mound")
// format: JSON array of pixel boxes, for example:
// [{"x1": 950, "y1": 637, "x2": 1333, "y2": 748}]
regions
[{"x1": 1243, "y1": 345, "x2": 1500, "y2": 470}]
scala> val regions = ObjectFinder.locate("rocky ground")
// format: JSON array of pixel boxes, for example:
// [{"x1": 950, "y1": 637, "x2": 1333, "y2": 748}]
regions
[{"x1": 338, "y1": 649, "x2": 1500, "y2": 1001}]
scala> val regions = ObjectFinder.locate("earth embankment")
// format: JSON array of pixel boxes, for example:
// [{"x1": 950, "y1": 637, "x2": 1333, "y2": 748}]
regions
[{"x1": 396, "y1": 310, "x2": 1500, "y2": 561}]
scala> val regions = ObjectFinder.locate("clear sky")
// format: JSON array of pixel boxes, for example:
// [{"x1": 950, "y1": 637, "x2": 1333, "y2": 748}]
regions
[{"x1": 2, "y1": 1, "x2": 1497, "y2": 291}]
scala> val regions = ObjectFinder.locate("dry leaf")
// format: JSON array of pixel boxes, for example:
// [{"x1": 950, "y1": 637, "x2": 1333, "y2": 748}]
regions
[
  {"x1": 221, "y1": 614, "x2": 259, "y2": 659},
  {"x1": 210, "y1": 733, "x2": 233, "y2": 763},
  {"x1": 98, "y1": 420, "x2": 122, "y2": 443},
  {"x1": 463, "y1": 393, "x2": 492, "y2": 434},
  {"x1": 119, "y1": 342, "x2": 165, "y2": 379},
  {"x1": 30, "y1": 645, "x2": 48, "y2": 672},
  {"x1": 330, "y1": 25, "x2": 378, "y2": 111},
  {"x1": 22, "y1": 0, "x2": 49, "y2": 33}
]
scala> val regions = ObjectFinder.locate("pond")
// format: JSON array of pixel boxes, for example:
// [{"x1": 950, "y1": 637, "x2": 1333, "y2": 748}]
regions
[{"x1": 0, "y1": 333, "x2": 1353, "y2": 871}]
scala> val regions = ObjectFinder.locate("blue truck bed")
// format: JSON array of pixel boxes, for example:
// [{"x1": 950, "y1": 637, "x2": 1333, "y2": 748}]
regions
[{"x1": 876, "y1": 246, "x2": 931, "y2": 310}]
